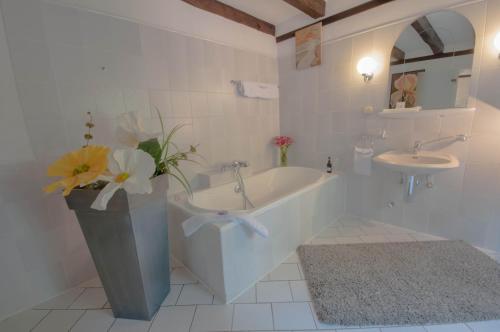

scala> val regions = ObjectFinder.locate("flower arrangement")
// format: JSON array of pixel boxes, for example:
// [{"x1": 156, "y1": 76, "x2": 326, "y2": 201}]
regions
[
  {"x1": 273, "y1": 136, "x2": 294, "y2": 167},
  {"x1": 44, "y1": 110, "x2": 200, "y2": 210}
]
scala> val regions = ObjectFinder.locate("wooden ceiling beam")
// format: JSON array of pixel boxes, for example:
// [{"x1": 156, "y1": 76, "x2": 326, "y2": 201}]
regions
[
  {"x1": 283, "y1": 0, "x2": 326, "y2": 19},
  {"x1": 391, "y1": 46, "x2": 405, "y2": 62},
  {"x1": 411, "y1": 16, "x2": 444, "y2": 55},
  {"x1": 181, "y1": 0, "x2": 275, "y2": 36},
  {"x1": 276, "y1": 0, "x2": 395, "y2": 43}
]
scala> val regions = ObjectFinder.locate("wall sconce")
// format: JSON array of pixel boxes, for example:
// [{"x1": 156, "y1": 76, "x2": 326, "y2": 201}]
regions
[
  {"x1": 357, "y1": 57, "x2": 377, "y2": 82},
  {"x1": 494, "y1": 32, "x2": 500, "y2": 59}
]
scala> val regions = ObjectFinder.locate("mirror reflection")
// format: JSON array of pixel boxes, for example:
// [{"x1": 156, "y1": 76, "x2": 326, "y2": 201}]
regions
[{"x1": 389, "y1": 11, "x2": 475, "y2": 110}]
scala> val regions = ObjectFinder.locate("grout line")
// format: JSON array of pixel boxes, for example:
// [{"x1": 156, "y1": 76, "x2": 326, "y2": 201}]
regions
[
  {"x1": 270, "y1": 303, "x2": 276, "y2": 331},
  {"x1": 188, "y1": 305, "x2": 197, "y2": 332},
  {"x1": 307, "y1": 302, "x2": 319, "y2": 330},
  {"x1": 106, "y1": 317, "x2": 116, "y2": 332},
  {"x1": 288, "y1": 281, "x2": 295, "y2": 302},
  {"x1": 145, "y1": 310, "x2": 159, "y2": 332},
  {"x1": 68, "y1": 309, "x2": 86, "y2": 331},
  {"x1": 66, "y1": 288, "x2": 88, "y2": 310},
  {"x1": 230, "y1": 301, "x2": 236, "y2": 331},
  {"x1": 28, "y1": 309, "x2": 51, "y2": 332},
  {"x1": 175, "y1": 284, "x2": 185, "y2": 306},
  {"x1": 464, "y1": 322, "x2": 475, "y2": 331}
]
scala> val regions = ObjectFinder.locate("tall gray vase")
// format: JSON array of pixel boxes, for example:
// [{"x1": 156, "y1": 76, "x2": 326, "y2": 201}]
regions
[{"x1": 66, "y1": 175, "x2": 170, "y2": 321}]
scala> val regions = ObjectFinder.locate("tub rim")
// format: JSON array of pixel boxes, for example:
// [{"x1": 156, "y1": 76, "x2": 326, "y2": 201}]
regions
[{"x1": 172, "y1": 167, "x2": 339, "y2": 233}]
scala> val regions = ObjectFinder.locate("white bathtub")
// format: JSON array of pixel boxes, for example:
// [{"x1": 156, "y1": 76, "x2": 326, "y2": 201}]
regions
[{"x1": 168, "y1": 167, "x2": 345, "y2": 303}]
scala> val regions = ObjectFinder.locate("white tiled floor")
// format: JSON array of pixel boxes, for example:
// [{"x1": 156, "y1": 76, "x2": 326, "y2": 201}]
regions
[{"x1": 1, "y1": 216, "x2": 500, "y2": 332}]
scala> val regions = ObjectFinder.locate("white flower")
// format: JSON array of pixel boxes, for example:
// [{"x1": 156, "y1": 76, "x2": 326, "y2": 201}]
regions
[
  {"x1": 91, "y1": 149, "x2": 156, "y2": 211},
  {"x1": 116, "y1": 112, "x2": 159, "y2": 148}
]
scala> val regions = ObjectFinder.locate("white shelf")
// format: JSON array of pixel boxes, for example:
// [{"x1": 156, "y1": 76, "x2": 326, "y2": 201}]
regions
[{"x1": 377, "y1": 107, "x2": 476, "y2": 119}]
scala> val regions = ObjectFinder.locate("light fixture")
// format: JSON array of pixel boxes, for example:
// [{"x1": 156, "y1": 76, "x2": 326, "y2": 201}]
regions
[
  {"x1": 357, "y1": 57, "x2": 377, "y2": 82},
  {"x1": 494, "y1": 32, "x2": 500, "y2": 59}
]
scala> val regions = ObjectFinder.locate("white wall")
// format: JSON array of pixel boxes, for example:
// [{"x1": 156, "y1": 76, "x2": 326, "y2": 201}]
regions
[
  {"x1": 279, "y1": 0, "x2": 500, "y2": 253},
  {"x1": 0, "y1": 0, "x2": 279, "y2": 320},
  {"x1": 44, "y1": 0, "x2": 277, "y2": 58}
]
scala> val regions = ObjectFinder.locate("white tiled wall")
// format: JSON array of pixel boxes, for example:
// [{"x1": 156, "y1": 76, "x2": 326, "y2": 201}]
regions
[
  {"x1": 0, "y1": 0, "x2": 278, "y2": 320},
  {"x1": 279, "y1": 0, "x2": 500, "y2": 253}
]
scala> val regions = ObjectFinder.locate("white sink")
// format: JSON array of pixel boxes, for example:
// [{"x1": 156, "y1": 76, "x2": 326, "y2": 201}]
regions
[{"x1": 373, "y1": 150, "x2": 459, "y2": 175}]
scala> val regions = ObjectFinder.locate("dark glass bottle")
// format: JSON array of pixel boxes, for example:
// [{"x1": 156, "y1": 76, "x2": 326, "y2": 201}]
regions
[{"x1": 326, "y1": 157, "x2": 332, "y2": 174}]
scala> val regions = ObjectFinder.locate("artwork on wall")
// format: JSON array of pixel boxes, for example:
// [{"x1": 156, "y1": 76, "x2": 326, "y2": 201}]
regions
[
  {"x1": 295, "y1": 22, "x2": 322, "y2": 70},
  {"x1": 389, "y1": 71, "x2": 422, "y2": 108}
]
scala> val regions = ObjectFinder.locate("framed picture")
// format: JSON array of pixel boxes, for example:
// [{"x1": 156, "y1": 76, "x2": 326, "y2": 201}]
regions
[
  {"x1": 295, "y1": 22, "x2": 322, "y2": 70},
  {"x1": 389, "y1": 70, "x2": 424, "y2": 108}
]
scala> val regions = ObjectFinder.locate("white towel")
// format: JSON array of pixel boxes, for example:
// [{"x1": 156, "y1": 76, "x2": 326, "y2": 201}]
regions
[
  {"x1": 354, "y1": 146, "x2": 374, "y2": 176},
  {"x1": 182, "y1": 211, "x2": 269, "y2": 238},
  {"x1": 233, "y1": 80, "x2": 279, "y2": 100}
]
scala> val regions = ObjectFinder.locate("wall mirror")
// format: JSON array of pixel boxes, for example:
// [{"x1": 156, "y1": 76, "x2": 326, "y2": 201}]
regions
[{"x1": 389, "y1": 11, "x2": 475, "y2": 110}]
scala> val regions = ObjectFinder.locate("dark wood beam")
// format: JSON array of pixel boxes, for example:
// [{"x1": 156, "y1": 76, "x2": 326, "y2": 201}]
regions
[
  {"x1": 390, "y1": 48, "x2": 474, "y2": 66},
  {"x1": 283, "y1": 0, "x2": 325, "y2": 19},
  {"x1": 411, "y1": 16, "x2": 444, "y2": 54},
  {"x1": 276, "y1": 0, "x2": 395, "y2": 43},
  {"x1": 181, "y1": 0, "x2": 275, "y2": 36},
  {"x1": 391, "y1": 46, "x2": 405, "y2": 62}
]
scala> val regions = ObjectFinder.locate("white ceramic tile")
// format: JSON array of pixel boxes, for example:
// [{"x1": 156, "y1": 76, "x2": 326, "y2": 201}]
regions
[
  {"x1": 308, "y1": 302, "x2": 348, "y2": 330},
  {"x1": 385, "y1": 234, "x2": 415, "y2": 242},
  {"x1": 71, "y1": 309, "x2": 115, "y2": 332},
  {"x1": 232, "y1": 304, "x2": 273, "y2": 331},
  {"x1": 337, "y1": 329, "x2": 381, "y2": 332},
  {"x1": 170, "y1": 267, "x2": 198, "y2": 284},
  {"x1": 310, "y1": 237, "x2": 339, "y2": 245},
  {"x1": 176, "y1": 284, "x2": 213, "y2": 305},
  {"x1": 0, "y1": 309, "x2": 49, "y2": 332},
  {"x1": 79, "y1": 277, "x2": 102, "y2": 288},
  {"x1": 411, "y1": 233, "x2": 445, "y2": 241},
  {"x1": 284, "y1": 252, "x2": 300, "y2": 263},
  {"x1": 466, "y1": 320, "x2": 500, "y2": 332},
  {"x1": 35, "y1": 288, "x2": 84, "y2": 309},
  {"x1": 161, "y1": 284, "x2": 183, "y2": 306},
  {"x1": 290, "y1": 280, "x2": 312, "y2": 302},
  {"x1": 169, "y1": 91, "x2": 192, "y2": 118},
  {"x1": 424, "y1": 323, "x2": 472, "y2": 331},
  {"x1": 256, "y1": 281, "x2": 292, "y2": 303},
  {"x1": 380, "y1": 327, "x2": 426, "y2": 332},
  {"x1": 272, "y1": 302, "x2": 316, "y2": 330},
  {"x1": 148, "y1": 89, "x2": 171, "y2": 118},
  {"x1": 190, "y1": 304, "x2": 233, "y2": 332},
  {"x1": 69, "y1": 288, "x2": 107, "y2": 309},
  {"x1": 109, "y1": 317, "x2": 151, "y2": 332},
  {"x1": 32, "y1": 310, "x2": 84, "y2": 332},
  {"x1": 331, "y1": 236, "x2": 365, "y2": 244},
  {"x1": 233, "y1": 286, "x2": 256, "y2": 304},
  {"x1": 360, "y1": 235, "x2": 388, "y2": 243},
  {"x1": 149, "y1": 306, "x2": 195, "y2": 332},
  {"x1": 268, "y1": 263, "x2": 302, "y2": 281}
]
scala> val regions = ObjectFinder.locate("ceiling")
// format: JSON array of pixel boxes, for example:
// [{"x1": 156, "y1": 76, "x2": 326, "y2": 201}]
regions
[
  {"x1": 217, "y1": 0, "x2": 304, "y2": 25},
  {"x1": 217, "y1": 0, "x2": 368, "y2": 34}
]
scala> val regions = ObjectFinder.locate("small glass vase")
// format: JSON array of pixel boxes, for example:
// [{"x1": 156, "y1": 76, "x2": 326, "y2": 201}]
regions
[{"x1": 279, "y1": 146, "x2": 288, "y2": 167}]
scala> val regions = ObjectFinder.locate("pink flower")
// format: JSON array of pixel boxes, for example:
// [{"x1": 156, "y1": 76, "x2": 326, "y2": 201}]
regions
[{"x1": 273, "y1": 136, "x2": 294, "y2": 147}]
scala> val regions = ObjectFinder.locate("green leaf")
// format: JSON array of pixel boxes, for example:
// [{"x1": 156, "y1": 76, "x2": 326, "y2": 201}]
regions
[{"x1": 138, "y1": 138, "x2": 162, "y2": 166}]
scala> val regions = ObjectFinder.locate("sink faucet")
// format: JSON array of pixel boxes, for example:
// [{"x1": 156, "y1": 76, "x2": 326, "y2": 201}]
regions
[{"x1": 412, "y1": 134, "x2": 469, "y2": 154}]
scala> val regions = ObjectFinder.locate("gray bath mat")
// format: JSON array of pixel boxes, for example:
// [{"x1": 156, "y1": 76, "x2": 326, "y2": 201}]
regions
[{"x1": 298, "y1": 240, "x2": 500, "y2": 326}]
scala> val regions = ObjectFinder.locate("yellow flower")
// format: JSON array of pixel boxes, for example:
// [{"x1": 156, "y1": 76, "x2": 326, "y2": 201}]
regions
[{"x1": 44, "y1": 145, "x2": 109, "y2": 196}]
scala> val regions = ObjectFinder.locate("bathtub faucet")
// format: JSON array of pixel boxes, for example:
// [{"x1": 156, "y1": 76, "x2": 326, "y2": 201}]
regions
[
  {"x1": 220, "y1": 160, "x2": 249, "y2": 172},
  {"x1": 220, "y1": 160, "x2": 254, "y2": 209}
]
